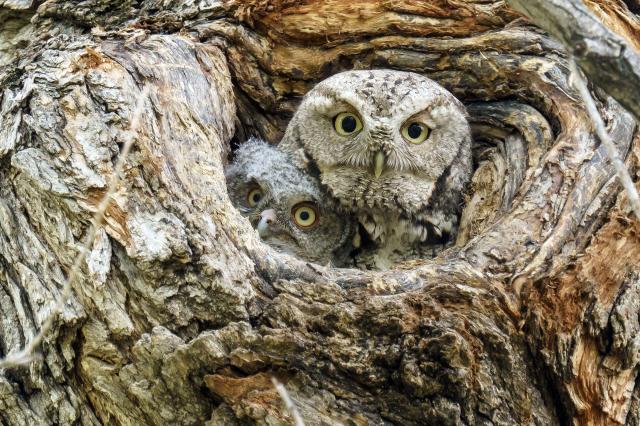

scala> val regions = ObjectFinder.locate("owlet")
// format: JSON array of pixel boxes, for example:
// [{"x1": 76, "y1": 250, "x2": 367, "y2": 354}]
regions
[{"x1": 225, "y1": 138, "x2": 356, "y2": 266}]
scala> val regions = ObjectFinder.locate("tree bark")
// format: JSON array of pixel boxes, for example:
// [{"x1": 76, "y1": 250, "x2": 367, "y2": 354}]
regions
[{"x1": 0, "y1": 1, "x2": 639, "y2": 425}]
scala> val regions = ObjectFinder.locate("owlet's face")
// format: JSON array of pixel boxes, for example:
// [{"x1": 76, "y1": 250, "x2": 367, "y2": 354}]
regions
[
  {"x1": 225, "y1": 138, "x2": 354, "y2": 265},
  {"x1": 280, "y1": 70, "x2": 472, "y2": 234}
]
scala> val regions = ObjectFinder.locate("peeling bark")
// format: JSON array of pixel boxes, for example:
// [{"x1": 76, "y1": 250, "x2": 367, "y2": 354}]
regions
[
  {"x1": 507, "y1": 0, "x2": 640, "y2": 121},
  {"x1": 0, "y1": 1, "x2": 639, "y2": 425}
]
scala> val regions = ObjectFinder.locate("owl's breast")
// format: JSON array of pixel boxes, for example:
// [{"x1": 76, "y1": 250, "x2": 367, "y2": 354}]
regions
[
  {"x1": 358, "y1": 210, "x2": 428, "y2": 244},
  {"x1": 321, "y1": 167, "x2": 436, "y2": 215},
  {"x1": 320, "y1": 166, "x2": 462, "y2": 253}
]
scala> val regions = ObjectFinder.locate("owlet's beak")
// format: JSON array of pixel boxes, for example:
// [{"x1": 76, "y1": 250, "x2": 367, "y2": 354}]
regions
[
  {"x1": 373, "y1": 151, "x2": 385, "y2": 178},
  {"x1": 257, "y1": 209, "x2": 277, "y2": 237}
]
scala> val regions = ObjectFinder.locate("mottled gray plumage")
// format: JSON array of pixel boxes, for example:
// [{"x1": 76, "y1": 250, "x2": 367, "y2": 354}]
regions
[
  {"x1": 279, "y1": 70, "x2": 472, "y2": 268},
  {"x1": 226, "y1": 138, "x2": 356, "y2": 266}
]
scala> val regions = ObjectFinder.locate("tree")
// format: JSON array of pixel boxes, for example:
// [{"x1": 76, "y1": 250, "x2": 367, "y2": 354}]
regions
[{"x1": 0, "y1": 0, "x2": 639, "y2": 424}]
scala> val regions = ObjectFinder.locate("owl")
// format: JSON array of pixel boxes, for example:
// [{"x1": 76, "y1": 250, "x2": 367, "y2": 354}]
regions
[
  {"x1": 279, "y1": 70, "x2": 472, "y2": 269},
  {"x1": 225, "y1": 137, "x2": 357, "y2": 266}
]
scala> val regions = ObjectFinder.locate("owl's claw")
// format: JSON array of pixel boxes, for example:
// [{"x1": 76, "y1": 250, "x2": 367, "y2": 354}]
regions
[
  {"x1": 432, "y1": 224, "x2": 442, "y2": 238},
  {"x1": 352, "y1": 230, "x2": 362, "y2": 248}
]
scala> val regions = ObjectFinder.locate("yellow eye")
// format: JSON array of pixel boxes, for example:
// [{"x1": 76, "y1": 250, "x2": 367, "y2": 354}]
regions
[
  {"x1": 246, "y1": 187, "x2": 264, "y2": 207},
  {"x1": 334, "y1": 112, "x2": 363, "y2": 136},
  {"x1": 401, "y1": 122, "x2": 430, "y2": 144},
  {"x1": 291, "y1": 203, "x2": 319, "y2": 228}
]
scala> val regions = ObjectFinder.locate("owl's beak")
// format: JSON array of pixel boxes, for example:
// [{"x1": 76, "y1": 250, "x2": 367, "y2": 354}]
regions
[
  {"x1": 257, "y1": 209, "x2": 277, "y2": 237},
  {"x1": 373, "y1": 151, "x2": 385, "y2": 178}
]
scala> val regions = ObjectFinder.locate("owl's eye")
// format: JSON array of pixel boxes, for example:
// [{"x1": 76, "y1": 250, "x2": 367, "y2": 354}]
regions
[
  {"x1": 247, "y1": 187, "x2": 264, "y2": 207},
  {"x1": 291, "y1": 203, "x2": 319, "y2": 229},
  {"x1": 401, "y1": 122, "x2": 430, "y2": 144},
  {"x1": 334, "y1": 112, "x2": 363, "y2": 136}
]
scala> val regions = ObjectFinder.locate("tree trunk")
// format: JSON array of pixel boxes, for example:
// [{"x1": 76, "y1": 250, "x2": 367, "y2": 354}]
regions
[{"x1": 0, "y1": 1, "x2": 639, "y2": 425}]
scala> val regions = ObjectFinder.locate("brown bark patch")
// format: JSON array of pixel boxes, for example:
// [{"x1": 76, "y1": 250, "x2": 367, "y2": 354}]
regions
[
  {"x1": 585, "y1": 0, "x2": 640, "y2": 51},
  {"x1": 236, "y1": 0, "x2": 519, "y2": 44}
]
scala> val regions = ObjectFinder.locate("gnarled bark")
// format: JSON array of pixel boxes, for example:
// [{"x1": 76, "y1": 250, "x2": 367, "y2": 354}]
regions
[{"x1": 0, "y1": 1, "x2": 639, "y2": 425}]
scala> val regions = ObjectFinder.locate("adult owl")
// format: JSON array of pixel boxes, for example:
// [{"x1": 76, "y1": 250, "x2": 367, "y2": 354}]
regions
[
  {"x1": 279, "y1": 70, "x2": 472, "y2": 268},
  {"x1": 226, "y1": 138, "x2": 357, "y2": 266}
]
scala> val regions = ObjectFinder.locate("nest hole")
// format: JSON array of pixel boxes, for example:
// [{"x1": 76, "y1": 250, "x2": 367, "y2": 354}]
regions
[{"x1": 225, "y1": 85, "x2": 555, "y2": 270}]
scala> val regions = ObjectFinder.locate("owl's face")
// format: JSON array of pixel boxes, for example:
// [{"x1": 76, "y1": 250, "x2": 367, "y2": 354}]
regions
[
  {"x1": 284, "y1": 70, "x2": 471, "y2": 220},
  {"x1": 225, "y1": 138, "x2": 354, "y2": 265}
]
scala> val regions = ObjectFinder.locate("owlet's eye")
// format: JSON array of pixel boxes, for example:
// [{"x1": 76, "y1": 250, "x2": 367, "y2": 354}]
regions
[
  {"x1": 291, "y1": 203, "x2": 319, "y2": 228},
  {"x1": 246, "y1": 187, "x2": 264, "y2": 207},
  {"x1": 401, "y1": 122, "x2": 430, "y2": 145},
  {"x1": 334, "y1": 112, "x2": 363, "y2": 136}
]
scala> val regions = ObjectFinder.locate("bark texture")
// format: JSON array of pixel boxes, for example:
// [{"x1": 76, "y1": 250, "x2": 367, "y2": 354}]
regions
[{"x1": 0, "y1": 1, "x2": 639, "y2": 425}]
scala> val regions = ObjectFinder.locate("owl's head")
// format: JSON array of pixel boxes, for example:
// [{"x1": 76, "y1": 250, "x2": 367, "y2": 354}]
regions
[
  {"x1": 280, "y1": 70, "x2": 471, "y2": 218},
  {"x1": 225, "y1": 138, "x2": 355, "y2": 265}
]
